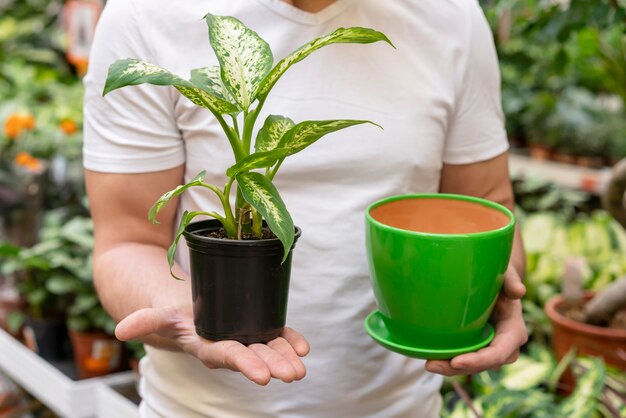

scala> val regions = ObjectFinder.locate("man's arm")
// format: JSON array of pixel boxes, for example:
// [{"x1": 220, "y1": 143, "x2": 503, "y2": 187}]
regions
[
  {"x1": 85, "y1": 167, "x2": 309, "y2": 384},
  {"x1": 425, "y1": 151, "x2": 528, "y2": 375}
]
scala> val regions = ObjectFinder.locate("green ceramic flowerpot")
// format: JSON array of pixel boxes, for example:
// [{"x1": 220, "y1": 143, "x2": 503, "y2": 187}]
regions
[{"x1": 364, "y1": 194, "x2": 515, "y2": 359}]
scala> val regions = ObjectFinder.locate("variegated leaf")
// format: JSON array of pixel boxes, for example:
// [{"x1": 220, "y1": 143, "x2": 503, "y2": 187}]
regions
[
  {"x1": 148, "y1": 171, "x2": 206, "y2": 224},
  {"x1": 190, "y1": 66, "x2": 238, "y2": 109},
  {"x1": 168, "y1": 210, "x2": 205, "y2": 280},
  {"x1": 103, "y1": 59, "x2": 188, "y2": 94},
  {"x1": 257, "y1": 27, "x2": 393, "y2": 99},
  {"x1": 278, "y1": 120, "x2": 379, "y2": 155},
  {"x1": 205, "y1": 14, "x2": 273, "y2": 110},
  {"x1": 226, "y1": 148, "x2": 289, "y2": 178},
  {"x1": 236, "y1": 172, "x2": 294, "y2": 262},
  {"x1": 103, "y1": 59, "x2": 238, "y2": 114},
  {"x1": 255, "y1": 115, "x2": 295, "y2": 152}
]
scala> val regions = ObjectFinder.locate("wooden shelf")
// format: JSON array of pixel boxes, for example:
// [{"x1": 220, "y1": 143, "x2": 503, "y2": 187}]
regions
[{"x1": 509, "y1": 153, "x2": 612, "y2": 195}]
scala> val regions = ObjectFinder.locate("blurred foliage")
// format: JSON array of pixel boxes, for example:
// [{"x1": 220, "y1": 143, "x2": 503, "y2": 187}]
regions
[
  {"x1": 1, "y1": 211, "x2": 115, "y2": 335},
  {"x1": 0, "y1": 0, "x2": 86, "y2": 233},
  {"x1": 480, "y1": 0, "x2": 626, "y2": 160},
  {"x1": 442, "y1": 347, "x2": 626, "y2": 417}
]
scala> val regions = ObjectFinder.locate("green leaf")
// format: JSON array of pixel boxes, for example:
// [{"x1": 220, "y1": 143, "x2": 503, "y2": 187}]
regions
[
  {"x1": 257, "y1": 27, "x2": 394, "y2": 100},
  {"x1": 103, "y1": 59, "x2": 238, "y2": 114},
  {"x1": 103, "y1": 58, "x2": 187, "y2": 94},
  {"x1": 190, "y1": 66, "x2": 239, "y2": 112},
  {"x1": 226, "y1": 148, "x2": 289, "y2": 178},
  {"x1": 28, "y1": 288, "x2": 47, "y2": 308},
  {"x1": 46, "y1": 275, "x2": 76, "y2": 295},
  {"x1": 204, "y1": 14, "x2": 273, "y2": 110},
  {"x1": 0, "y1": 242, "x2": 19, "y2": 257},
  {"x1": 67, "y1": 316, "x2": 90, "y2": 332},
  {"x1": 255, "y1": 115, "x2": 295, "y2": 152},
  {"x1": 278, "y1": 119, "x2": 379, "y2": 155},
  {"x1": 7, "y1": 311, "x2": 24, "y2": 334},
  {"x1": 167, "y1": 210, "x2": 211, "y2": 280},
  {"x1": 236, "y1": 172, "x2": 294, "y2": 262},
  {"x1": 149, "y1": 171, "x2": 207, "y2": 224},
  {"x1": 190, "y1": 66, "x2": 232, "y2": 99},
  {"x1": 69, "y1": 294, "x2": 99, "y2": 315},
  {"x1": 60, "y1": 218, "x2": 94, "y2": 249},
  {"x1": 556, "y1": 358, "x2": 605, "y2": 417}
]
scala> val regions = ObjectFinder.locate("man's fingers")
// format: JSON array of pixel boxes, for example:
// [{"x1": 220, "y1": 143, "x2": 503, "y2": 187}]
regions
[
  {"x1": 249, "y1": 343, "x2": 299, "y2": 383},
  {"x1": 502, "y1": 266, "x2": 526, "y2": 300},
  {"x1": 281, "y1": 326, "x2": 310, "y2": 357},
  {"x1": 267, "y1": 337, "x2": 307, "y2": 380},
  {"x1": 115, "y1": 307, "x2": 172, "y2": 341},
  {"x1": 199, "y1": 340, "x2": 272, "y2": 385}
]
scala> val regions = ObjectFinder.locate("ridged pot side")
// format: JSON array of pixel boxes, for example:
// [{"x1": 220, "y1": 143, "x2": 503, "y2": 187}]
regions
[{"x1": 184, "y1": 219, "x2": 301, "y2": 344}]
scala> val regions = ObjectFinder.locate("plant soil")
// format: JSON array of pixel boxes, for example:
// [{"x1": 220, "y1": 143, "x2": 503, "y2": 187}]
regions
[
  {"x1": 204, "y1": 227, "x2": 277, "y2": 240},
  {"x1": 561, "y1": 305, "x2": 626, "y2": 331}
]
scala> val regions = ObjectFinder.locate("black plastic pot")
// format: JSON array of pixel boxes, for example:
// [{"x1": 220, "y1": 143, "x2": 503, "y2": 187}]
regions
[
  {"x1": 183, "y1": 219, "x2": 301, "y2": 344},
  {"x1": 23, "y1": 317, "x2": 69, "y2": 361}
]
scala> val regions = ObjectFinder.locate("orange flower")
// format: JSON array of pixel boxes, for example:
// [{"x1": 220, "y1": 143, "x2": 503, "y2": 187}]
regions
[
  {"x1": 4, "y1": 113, "x2": 36, "y2": 139},
  {"x1": 14, "y1": 151, "x2": 43, "y2": 173},
  {"x1": 60, "y1": 119, "x2": 79, "y2": 135},
  {"x1": 4, "y1": 114, "x2": 23, "y2": 139},
  {"x1": 21, "y1": 114, "x2": 36, "y2": 130}
]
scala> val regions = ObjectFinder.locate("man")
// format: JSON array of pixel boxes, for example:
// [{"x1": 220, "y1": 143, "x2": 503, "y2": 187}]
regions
[{"x1": 83, "y1": 0, "x2": 527, "y2": 416}]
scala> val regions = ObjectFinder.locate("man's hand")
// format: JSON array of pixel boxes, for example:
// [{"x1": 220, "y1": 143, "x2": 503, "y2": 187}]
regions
[
  {"x1": 425, "y1": 266, "x2": 528, "y2": 376},
  {"x1": 115, "y1": 304, "x2": 309, "y2": 385}
]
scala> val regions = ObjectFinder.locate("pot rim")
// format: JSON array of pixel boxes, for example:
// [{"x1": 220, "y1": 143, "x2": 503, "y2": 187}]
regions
[
  {"x1": 366, "y1": 193, "x2": 515, "y2": 239},
  {"x1": 545, "y1": 293, "x2": 626, "y2": 339},
  {"x1": 183, "y1": 218, "x2": 302, "y2": 248}
]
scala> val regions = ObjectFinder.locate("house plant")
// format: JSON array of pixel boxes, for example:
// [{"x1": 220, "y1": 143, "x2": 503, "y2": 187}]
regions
[
  {"x1": 103, "y1": 14, "x2": 392, "y2": 343},
  {"x1": 543, "y1": 164, "x2": 626, "y2": 384},
  {"x1": 57, "y1": 216, "x2": 123, "y2": 379},
  {"x1": 545, "y1": 164, "x2": 626, "y2": 374},
  {"x1": 0, "y1": 212, "x2": 77, "y2": 361}
]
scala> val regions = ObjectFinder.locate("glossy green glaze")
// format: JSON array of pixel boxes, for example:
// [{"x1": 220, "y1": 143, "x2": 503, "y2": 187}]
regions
[{"x1": 364, "y1": 194, "x2": 515, "y2": 358}]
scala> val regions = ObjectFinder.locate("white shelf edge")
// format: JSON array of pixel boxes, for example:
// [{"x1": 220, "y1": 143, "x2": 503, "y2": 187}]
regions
[
  {"x1": 0, "y1": 328, "x2": 134, "y2": 418},
  {"x1": 509, "y1": 153, "x2": 612, "y2": 195},
  {"x1": 95, "y1": 379, "x2": 140, "y2": 418}
]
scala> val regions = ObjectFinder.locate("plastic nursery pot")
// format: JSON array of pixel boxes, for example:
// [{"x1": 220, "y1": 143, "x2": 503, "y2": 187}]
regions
[
  {"x1": 183, "y1": 219, "x2": 301, "y2": 345},
  {"x1": 545, "y1": 293, "x2": 626, "y2": 375},
  {"x1": 364, "y1": 194, "x2": 515, "y2": 360},
  {"x1": 69, "y1": 330, "x2": 125, "y2": 379},
  {"x1": 22, "y1": 317, "x2": 69, "y2": 361}
]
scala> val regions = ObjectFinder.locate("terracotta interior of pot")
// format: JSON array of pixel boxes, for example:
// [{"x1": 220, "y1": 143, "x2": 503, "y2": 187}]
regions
[{"x1": 370, "y1": 197, "x2": 511, "y2": 234}]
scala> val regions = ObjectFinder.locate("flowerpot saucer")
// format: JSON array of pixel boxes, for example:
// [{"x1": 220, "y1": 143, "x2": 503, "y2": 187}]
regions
[{"x1": 364, "y1": 310, "x2": 495, "y2": 360}]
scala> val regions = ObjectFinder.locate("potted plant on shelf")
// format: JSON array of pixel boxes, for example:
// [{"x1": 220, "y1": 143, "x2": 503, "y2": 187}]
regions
[
  {"x1": 545, "y1": 256, "x2": 626, "y2": 390},
  {"x1": 1, "y1": 212, "x2": 78, "y2": 361},
  {"x1": 103, "y1": 14, "x2": 393, "y2": 344},
  {"x1": 529, "y1": 156, "x2": 626, "y2": 386},
  {"x1": 59, "y1": 216, "x2": 124, "y2": 380}
]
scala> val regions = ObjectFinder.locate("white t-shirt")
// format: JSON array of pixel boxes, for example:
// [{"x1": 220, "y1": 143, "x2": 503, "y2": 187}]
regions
[{"x1": 83, "y1": 0, "x2": 508, "y2": 417}]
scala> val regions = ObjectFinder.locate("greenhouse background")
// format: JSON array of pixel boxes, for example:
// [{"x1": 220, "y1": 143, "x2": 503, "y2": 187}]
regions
[{"x1": 0, "y1": 0, "x2": 625, "y2": 416}]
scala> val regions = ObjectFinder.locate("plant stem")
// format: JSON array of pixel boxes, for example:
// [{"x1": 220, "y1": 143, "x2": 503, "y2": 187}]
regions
[
  {"x1": 251, "y1": 209, "x2": 262, "y2": 237},
  {"x1": 231, "y1": 114, "x2": 240, "y2": 138},
  {"x1": 452, "y1": 381, "x2": 482, "y2": 418},
  {"x1": 214, "y1": 113, "x2": 245, "y2": 161},
  {"x1": 221, "y1": 177, "x2": 237, "y2": 237},
  {"x1": 268, "y1": 158, "x2": 285, "y2": 180},
  {"x1": 241, "y1": 98, "x2": 266, "y2": 153}
]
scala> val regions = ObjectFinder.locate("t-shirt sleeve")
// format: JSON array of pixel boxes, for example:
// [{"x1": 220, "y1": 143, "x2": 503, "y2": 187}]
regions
[
  {"x1": 443, "y1": 0, "x2": 509, "y2": 165},
  {"x1": 82, "y1": 0, "x2": 184, "y2": 173}
]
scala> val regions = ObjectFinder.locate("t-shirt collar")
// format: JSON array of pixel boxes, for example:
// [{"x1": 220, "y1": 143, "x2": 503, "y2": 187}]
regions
[{"x1": 253, "y1": 0, "x2": 356, "y2": 25}]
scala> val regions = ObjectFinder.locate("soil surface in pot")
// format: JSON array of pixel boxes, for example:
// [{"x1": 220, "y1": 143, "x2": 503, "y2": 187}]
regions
[
  {"x1": 560, "y1": 305, "x2": 626, "y2": 331},
  {"x1": 204, "y1": 227, "x2": 277, "y2": 240}
]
